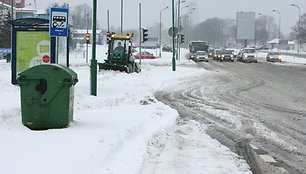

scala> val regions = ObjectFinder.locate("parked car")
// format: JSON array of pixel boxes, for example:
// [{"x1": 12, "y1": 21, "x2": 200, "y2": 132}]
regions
[
  {"x1": 237, "y1": 48, "x2": 257, "y2": 63},
  {"x1": 134, "y1": 51, "x2": 156, "y2": 59},
  {"x1": 162, "y1": 45, "x2": 172, "y2": 52},
  {"x1": 219, "y1": 49, "x2": 234, "y2": 62},
  {"x1": 194, "y1": 51, "x2": 208, "y2": 62},
  {"x1": 266, "y1": 52, "x2": 281, "y2": 62}
]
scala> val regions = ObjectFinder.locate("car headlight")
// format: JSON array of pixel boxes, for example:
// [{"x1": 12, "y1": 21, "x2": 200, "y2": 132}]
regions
[
  {"x1": 244, "y1": 55, "x2": 248, "y2": 58},
  {"x1": 231, "y1": 55, "x2": 233, "y2": 58},
  {"x1": 254, "y1": 55, "x2": 257, "y2": 58},
  {"x1": 222, "y1": 55, "x2": 224, "y2": 57}
]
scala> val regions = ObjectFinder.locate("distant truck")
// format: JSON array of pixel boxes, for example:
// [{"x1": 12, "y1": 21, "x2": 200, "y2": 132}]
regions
[{"x1": 188, "y1": 41, "x2": 209, "y2": 60}]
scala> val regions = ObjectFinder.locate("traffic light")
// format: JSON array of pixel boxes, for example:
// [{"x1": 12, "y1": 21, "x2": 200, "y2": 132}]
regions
[
  {"x1": 85, "y1": 33, "x2": 90, "y2": 44},
  {"x1": 142, "y1": 28, "x2": 148, "y2": 43},
  {"x1": 180, "y1": 34, "x2": 185, "y2": 44}
]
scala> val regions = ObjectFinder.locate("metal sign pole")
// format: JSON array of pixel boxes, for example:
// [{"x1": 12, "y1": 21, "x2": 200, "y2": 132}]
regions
[
  {"x1": 139, "y1": 3, "x2": 142, "y2": 65},
  {"x1": 172, "y1": 0, "x2": 176, "y2": 71},
  {"x1": 90, "y1": 0, "x2": 97, "y2": 96},
  {"x1": 86, "y1": 13, "x2": 89, "y2": 64}
]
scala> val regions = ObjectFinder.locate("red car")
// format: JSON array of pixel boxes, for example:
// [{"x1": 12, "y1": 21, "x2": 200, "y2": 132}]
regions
[{"x1": 134, "y1": 51, "x2": 156, "y2": 59}]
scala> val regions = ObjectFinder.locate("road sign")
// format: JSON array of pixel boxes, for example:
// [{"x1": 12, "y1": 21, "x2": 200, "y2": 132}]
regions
[
  {"x1": 50, "y1": 8, "x2": 69, "y2": 37},
  {"x1": 168, "y1": 27, "x2": 178, "y2": 37},
  {"x1": 178, "y1": 25, "x2": 184, "y2": 32}
]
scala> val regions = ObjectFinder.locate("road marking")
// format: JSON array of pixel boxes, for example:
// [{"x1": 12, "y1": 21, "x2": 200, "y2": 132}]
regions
[{"x1": 259, "y1": 154, "x2": 277, "y2": 163}]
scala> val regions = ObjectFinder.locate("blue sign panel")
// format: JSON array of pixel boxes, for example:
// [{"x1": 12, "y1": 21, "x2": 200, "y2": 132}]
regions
[{"x1": 50, "y1": 8, "x2": 69, "y2": 37}]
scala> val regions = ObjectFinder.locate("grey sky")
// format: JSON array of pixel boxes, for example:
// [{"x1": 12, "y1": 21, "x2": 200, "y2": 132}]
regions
[{"x1": 26, "y1": 0, "x2": 305, "y2": 35}]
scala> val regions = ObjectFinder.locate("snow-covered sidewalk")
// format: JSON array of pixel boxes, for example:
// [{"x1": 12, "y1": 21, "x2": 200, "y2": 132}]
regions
[{"x1": 0, "y1": 47, "x2": 251, "y2": 174}]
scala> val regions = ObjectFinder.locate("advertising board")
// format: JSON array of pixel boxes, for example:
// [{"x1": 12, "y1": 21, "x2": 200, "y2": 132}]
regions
[
  {"x1": 236, "y1": 12, "x2": 255, "y2": 40},
  {"x1": 16, "y1": 31, "x2": 50, "y2": 73}
]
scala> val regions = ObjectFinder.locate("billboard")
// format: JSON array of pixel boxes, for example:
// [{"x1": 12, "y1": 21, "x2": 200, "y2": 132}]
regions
[
  {"x1": 2, "y1": 0, "x2": 25, "y2": 8},
  {"x1": 16, "y1": 31, "x2": 50, "y2": 73},
  {"x1": 236, "y1": 12, "x2": 255, "y2": 40}
]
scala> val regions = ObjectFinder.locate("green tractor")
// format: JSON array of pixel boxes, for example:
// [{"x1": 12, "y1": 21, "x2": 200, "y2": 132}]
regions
[{"x1": 98, "y1": 32, "x2": 141, "y2": 73}]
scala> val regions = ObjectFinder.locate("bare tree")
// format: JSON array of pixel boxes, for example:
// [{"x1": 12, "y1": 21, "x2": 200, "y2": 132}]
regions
[
  {"x1": 190, "y1": 17, "x2": 227, "y2": 47},
  {"x1": 0, "y1": 10, "x2": 11, "y2": 48},
  {"x1": 290, "y1": 13, "x2": 306, "y2": 43},
  {"x1": 255, "y1": 16, "x2": 269, "y2": 44},
  {"x1": 71, "y1": 4, "x2": 93, "y2": 30}
]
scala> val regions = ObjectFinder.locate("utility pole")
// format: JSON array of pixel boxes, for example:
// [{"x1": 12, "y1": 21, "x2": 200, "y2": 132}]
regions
[
  {"x1": 10, "y1": 0, "x2": 13, "y2": 22},
  {"x1": 10, "y1": 0, "x2": 14, "y2": 64},
  {"x1": 86, "y1": 13, "x2": 89, "y2": 64},
  {"x1": 34, "y1": 0, "x2": 37, "y2": 17},
  {"x1": 291, "y1": 3, "x2": 301, "y2": 53},
  {"x1": 159, "y1": 6, "x2": 168, "y2": 58},
  {"x1": 172, "y1": 0, "x2": 176, "y2": 71},
  {"x1": 90, "y1": 0, "x2": 97, "y2": 96},
  {"x1": 107, "y1": 9, "x2": 110, "y2": 32}
]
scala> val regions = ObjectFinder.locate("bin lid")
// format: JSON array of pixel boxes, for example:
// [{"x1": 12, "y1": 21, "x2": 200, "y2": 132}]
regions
[
  {"x1": 17, "y1": 64, "x2": 78, "y2": 85},
  {"x1": 17, "y1": 64, "x2": 78, "y2": 105}
]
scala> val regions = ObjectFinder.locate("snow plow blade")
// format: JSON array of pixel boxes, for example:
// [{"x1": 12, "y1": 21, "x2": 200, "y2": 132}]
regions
[{"x1": 98, "y1": 62, "x2": 129, "y2": 73}]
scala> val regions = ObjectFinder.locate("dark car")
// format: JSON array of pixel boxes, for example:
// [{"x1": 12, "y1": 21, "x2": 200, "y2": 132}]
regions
[
  {"x1": 162, "y1": 45, "x2": 172, "y2": 52},
  {"x1": 134, "y1": 51, "x2": 156, "y2": 59},
  {"x1": 266, "y1": 52, "x2": 281, "y2": 62},
  {"x1": 213, "y1": 49, "x2": 223, "y2": 60},
  {"x1": 207, "y1": 49, "x2": 215, "y2": 57},
  {"x1": 218, "y1": 49, "x2": 234, "y2": 62}
]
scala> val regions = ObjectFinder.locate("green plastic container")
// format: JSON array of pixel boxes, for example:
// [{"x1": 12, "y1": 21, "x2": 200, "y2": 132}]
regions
[{"x1": 17, "y1": 64, "x2": 78, "y2": 130}]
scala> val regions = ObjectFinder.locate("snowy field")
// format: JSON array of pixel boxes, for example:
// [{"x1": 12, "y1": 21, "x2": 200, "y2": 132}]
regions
[{"x1": 0, "y1": 45, "x2": 259, "y2": 174}]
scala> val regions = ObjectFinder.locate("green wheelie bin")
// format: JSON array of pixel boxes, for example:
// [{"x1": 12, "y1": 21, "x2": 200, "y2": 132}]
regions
[{"x1": 17, "y1": 64, "x2": 78, "y2": 130}]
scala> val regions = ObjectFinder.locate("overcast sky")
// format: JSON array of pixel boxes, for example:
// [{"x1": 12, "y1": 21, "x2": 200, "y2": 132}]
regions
[{"x1": 25, "y1": 0, "x2": 305, "y2": 35}]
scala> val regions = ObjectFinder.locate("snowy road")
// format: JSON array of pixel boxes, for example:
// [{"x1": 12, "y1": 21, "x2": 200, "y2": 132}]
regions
[{"x1": 156, "y1": 60, "x2": 306, "y2": 174}]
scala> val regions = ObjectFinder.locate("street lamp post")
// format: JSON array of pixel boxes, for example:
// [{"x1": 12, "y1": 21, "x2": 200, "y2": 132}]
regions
[
  {"x1": 177, "y1": 5, "x2": 189, "y2": 60},
  {"x1": 291, "y1": 3, "x2": 301, "y2": 53},
  {"x1": 272, "y1": 9, "x2": 281, "y2": 40},
  {"x1": 34, "y1": 0, "x2": 37, "y2": 17},
  {"x1": 176, "y1": 0, "x2": 186, "y2": 60},
  {"x1": 159, "y1": 6, "x2": 168, "y2": 57},
  {"x1": 186, "y1": 7, "x2": 196, "y2": 43}
]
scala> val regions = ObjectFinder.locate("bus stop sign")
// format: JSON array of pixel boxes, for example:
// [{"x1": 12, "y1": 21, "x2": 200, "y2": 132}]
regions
[{"x1": 50, "y1": 8, "x2": 69, "y2": 37}]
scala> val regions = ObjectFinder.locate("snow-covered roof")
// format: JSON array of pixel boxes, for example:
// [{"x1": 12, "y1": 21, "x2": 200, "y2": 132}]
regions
[
  {"x1": 74, "y1": 29, "x2": 103, "y2": 34},
  {"x1": 288, "y1": 41, "x2": 295, "y2": 45},
  {"x1": 267, "y1": 38, "x2": 280, "y2": 44},
  {"x1": 0, "y1": 2, "x2": 17, "y2": 10}
]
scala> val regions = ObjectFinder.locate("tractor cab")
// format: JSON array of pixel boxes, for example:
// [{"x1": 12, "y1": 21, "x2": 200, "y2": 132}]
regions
[{"x1": 98, "y1": 32, "x2": 141, "y2": 73}]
